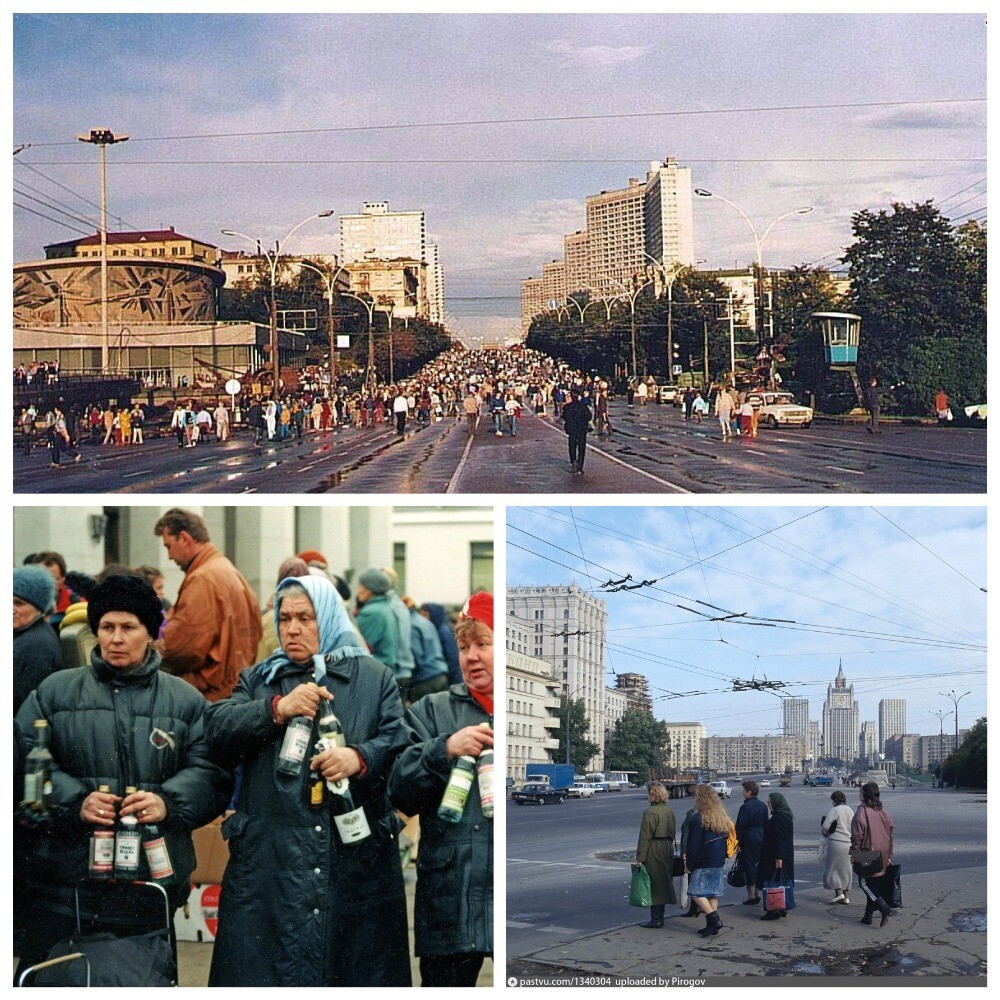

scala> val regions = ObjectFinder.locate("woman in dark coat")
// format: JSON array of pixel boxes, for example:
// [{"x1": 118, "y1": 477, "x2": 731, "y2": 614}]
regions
[
  {"x1": 635, "y1": 782, "x2": 677, "y2": 928},
  {"x1": 756, "y1": 792, "x2": 795, "y2": 920},
  {"x1": 14, "y1": 574, "x2": 230, "y2": 981},
  {"x1": 735, "y1": 779, "x2": 769, "y2": 906},
  {"x1": 206, "y1": 575, "x2": 411, "y2": 986}
]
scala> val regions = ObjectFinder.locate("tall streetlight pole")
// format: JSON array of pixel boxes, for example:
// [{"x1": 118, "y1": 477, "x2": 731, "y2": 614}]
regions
[
  {"x1": 76, "y1": 128, "x2": 129, "y2": 372},
  {"x1": 297, "y1": 259, "x2": 349, "y2": 389},
  {"x1": 695, "y1": 188, "x2": 812, "y2": 383},
  {"x1": 222, "y1": 209, "x2": 333, "y2": 393},
  {"x1": 940, "y1": 690, "x2": 970, "y2": 750},
  {"x1": 930, "y1": 710, "x2": 952, "y2": 785},
  {"x1": 340, "y1": 291, "x2": 379, "y2": 392},
  {"x1": 640, "y1": 252, "x2": 706, "y2": 379}
]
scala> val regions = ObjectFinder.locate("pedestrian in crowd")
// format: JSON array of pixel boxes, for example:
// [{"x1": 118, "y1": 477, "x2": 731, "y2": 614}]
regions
[
  {"x1": 214, "y1": 401, "x2": 230, "y2": 442},
  {"x1": 934, "y1": 388, "x2": 952, "y2": 427},
  {"x1": 255, "y1": 556, "x2": 312, "y2": 663},
  {"x1": 489, "y1": 389, "x2": 506, "y2": 436},
  {"x1": 635, "y1": 782, "x2": 676, "y2": 929},
  {"x1": 118, "y1": 405, "x2": 131, "y2": 446},
  {"x1": 562, "y1": 388, "x2": 592, "y2": 475},
  {"x1": 206, "y1": 575, "x2": 411, "y2": 986},
  {"x1": 684, "y1": 783, "x2": 731, "y2": 937},
  {"x1": 101, "y1": 405, "x2": 115, "y2": 445},
  {"x1": 31, "y1": 550, "x2": 77, "y2": 621},
  {"x1": 20, "y1": 406, "x2": 36, "y2": 456},
  {"x1": 822, "y1": 790, "x2": 855, "y2": 905},
  {"x1": 130, "y1": 403, "x2": 145, "y2": 444},
  {"x1": 388, "y1": 591, "x2": 494, "y2": 986},
  {"x1": 738, "y1": 398, "x2": 755, "y2": 442},
  {"x1": 504, "y1": 392, "x2": 520, "y2": 437},
  {"x1": 13, "y1": 565, "x2": 63, "y2": 717},
  {"x1": 463, "y1": 388, "x2": 481, "y2": 437},
  {"x1": 851, "y1": 782, "x2": 895, "y2": 927},
  {"x1": 404, "y1": 596, "x2": 449, "y2": 703},
  {"x1": 264, "y1": 398, "x2": 277, "y2": 440},
  {"x1": 692, "y1": 390, "x2": 709, "y2": 423},
  {"x1": 135, "y1": 563, "x2": 171, "y2": 610},
  {"x1": 735, "y1": 779, "x2": 768, "y2": 906},
  {"x1": 154, "y1": 508, "x2": 262, "y2": 702},
  {"x1": 354, "y1": 566, "x2": 400, "y2": 672},
  {"x1": 594, "y1": 382, "x2": 612, "y2": 438},
  {"x1": 48, "y1": 407, "x2": 81, "y2": 468},
  {"x1": 863, "y1": 377, "x2": 899, "y2": 435},
  {"x1": 757, "y1": 792, "x2": 795, "y2": 921},
  {"x1": 678, "y1": 793, "x2": 700, "y2": 917},
  {"x1": 749, "y1": 386, "x2": 762, "y2": 438},
  {"x1": 715, "y1": 385, "x2": 735, "y2": 440},
  {"x1": 421, "y1": 602, "x2": 463, "y2": 686},
  {"x1": 382, "y1": 567, "x2": 416, "y2": 703},
  {"x1": 14, "y1": 574, "x2": 230, "y2": 984},
  {"x1": 392, "y1": 387, "x2": 409, "y2": 435},
  {"x1": 636, "y1": 379, "x2": 648, "y2": 406},
  {"x1": 626, "y1": 380, "x2": 636, "y2": 407},
  {"x1": 170, "y1": 402, "x2": 186, "y2": 447}
]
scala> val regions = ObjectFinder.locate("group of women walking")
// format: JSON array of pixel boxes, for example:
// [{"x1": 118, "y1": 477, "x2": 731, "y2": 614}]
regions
[{"x1": 635, "y1": 779, "x2": 896, "y2": 936}]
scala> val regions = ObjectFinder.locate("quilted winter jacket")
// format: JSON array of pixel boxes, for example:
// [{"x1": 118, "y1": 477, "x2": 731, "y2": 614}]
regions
[
  {"x1": 387, "y1": 684, "x2": 493, "y2": 957},
  {"x1": 14, "y1": 648, "x2": 231, "y2": 907},
  {"x1": 204, "y1": 652, "x2": 412, "y2": 986}
]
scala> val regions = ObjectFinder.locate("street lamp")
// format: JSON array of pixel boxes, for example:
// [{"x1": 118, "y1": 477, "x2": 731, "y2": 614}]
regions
[
  {"x1": 296, "y1": 259, "x2": 349, "y2": 389},
  {"x1": 339, "y1": 291, "x2": 380, "y2": 392},
  {"x1": 695, "y1": 188, "x2": 812, "y2": 381},
  {"x1": 930, "y1": 710, "x2": 952, "y2": 785},
  {"x1": 222, "y1": 209, "x2": 333, "y2": 393},
  {"x1": 610, "y1": 277, "x2": 655, "y2": 380},
  {"x1": 76, "y1": 128, "x2": 130, "y2": 372},
  {"x1": 640, "y1": 252, "x2": 706, "y2": 380},
  {"x1": 940, "y1": 690, "x2": 970, "y2": 751}
]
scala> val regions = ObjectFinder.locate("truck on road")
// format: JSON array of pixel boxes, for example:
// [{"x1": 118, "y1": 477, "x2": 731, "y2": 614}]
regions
[{"x1": 524, "y1": 764, "x2": 576, "y2": 790}]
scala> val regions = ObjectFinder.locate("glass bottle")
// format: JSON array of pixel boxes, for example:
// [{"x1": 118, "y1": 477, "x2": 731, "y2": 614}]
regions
[
  {"x1": 88, "y1": 784, "x2": 115, "y2": 880},
  {"x1": 317, "y1": 700, "x2": 346, "y2": 748},
  {"x1": 141, "y1": 821, "x2": 175, "y2": 884},
  {"x1": 113, "y1": 786, "x2": 142, "y2": 880},
  {"x1": 276, "y1": 715, "x2": 314, "y2": 776},
  {"x1": 477, "y1": 748, "x2": 495, "y2": 819},
  {"x1": 328, "y1": 777, "x2": 371, "y2": 844},
  {"x1": 22, "y1": 719, "x2": 54, "y2": 816},
  {"x1": 438, "y1": 755, "x2": 477, "y2": 823}
]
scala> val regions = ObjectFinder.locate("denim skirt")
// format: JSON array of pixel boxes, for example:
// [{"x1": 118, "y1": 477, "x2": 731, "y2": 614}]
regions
[{"x1": 688, "y1": 866, "x2": 725, "y2": 899}]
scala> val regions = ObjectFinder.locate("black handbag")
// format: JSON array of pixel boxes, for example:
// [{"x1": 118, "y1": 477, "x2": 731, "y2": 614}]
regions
[
  {"x1": 885, "y1": 863, "x2": 902, "y2": 908},
  {"x1": 672, "y1": 855, "x2": 685, "y2": 878},
  {"x1": 726, "y1": 851, "x2": 747, "y2": 888},
  {"x1": 853, "y1": 849, "x2": 883, "y2": 878}
]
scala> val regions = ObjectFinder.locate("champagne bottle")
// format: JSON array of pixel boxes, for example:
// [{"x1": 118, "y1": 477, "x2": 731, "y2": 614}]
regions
[
  {"x1": 22, "y1": 720, "x2": 53, "y2": 817},
  {"x1": 114, "y1": 786, "x2": 142, "y2": 880},
  {"x1": 317, "y1": 700, "x2": 346, "y2": 748},
  {"x1": 276, "y1": 715, "x2": 313, "y2": 776},
  {"x1": 141, "y1": 821, "x2": 175, "y2": 884},
  {"x1": 438, "y1": 755, "x2": 477, "y2": 823},
  {"x1": 88, "y1": 784, "x2": 115, "y2": 880},
  {"x1": 477, "y1": 748, "x2": 495, "y2": 819},
  {"x1": 327, "y1": 777, "x2": 371, "y2": 844}
]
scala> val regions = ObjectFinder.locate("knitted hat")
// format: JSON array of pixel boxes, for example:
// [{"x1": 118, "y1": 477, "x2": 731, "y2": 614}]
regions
[
  {"x1": 86, "y1": 574, "x2": 164, "y2": 639},
  {"x1": 460, "y1": 591, "x2": 493, "y2": 632},
  {"x1": 358, "y1": 567, "x2": 392, "y2": 596},
  {"x1": 296, "y1": 549, "x2": 328, "y2": 568},
  {"x1": 13, "y1": 565, "x2": 57, "y2": 615}
]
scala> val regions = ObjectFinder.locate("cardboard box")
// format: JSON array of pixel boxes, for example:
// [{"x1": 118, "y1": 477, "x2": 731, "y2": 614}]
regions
[
  {"x1": 175, "y1": 883, "x2": 221, "y2": 942},
  {"x1": 190, "y1": 817, "x2": 230, "y2": 886}
]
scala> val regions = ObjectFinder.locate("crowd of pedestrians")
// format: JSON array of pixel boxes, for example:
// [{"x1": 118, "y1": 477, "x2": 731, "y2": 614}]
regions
[{"x1": 14, "y1": 509, "x2": 493, "y2": 987}]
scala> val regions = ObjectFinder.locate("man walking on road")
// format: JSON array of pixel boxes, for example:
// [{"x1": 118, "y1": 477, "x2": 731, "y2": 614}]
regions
[
  {"x1": 562, "y1": 389, "x2": 592, "y2": 475},
  {"x1": 463, "y1": 388, "x2": 481, "y2": 437},
  {"x1": 864, "y1": 377, "x2": 898, "y2": 435},
  {"x1": 154, "y1": 508, "x2": 262, "y2": 702}
]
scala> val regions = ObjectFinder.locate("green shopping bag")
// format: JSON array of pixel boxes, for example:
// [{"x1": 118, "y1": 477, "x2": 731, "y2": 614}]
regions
[{"x1": 629, "y1": 863, "x2": 653, "y2": 907}]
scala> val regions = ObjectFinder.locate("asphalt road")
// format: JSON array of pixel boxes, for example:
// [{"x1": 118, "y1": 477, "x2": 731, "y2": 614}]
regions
[
  {"x1": 505, "y1": 784, "x2": 986, "y2": 959},
  {"x1": 14, "y1": 402, "x2": 986, "y2": 494}
]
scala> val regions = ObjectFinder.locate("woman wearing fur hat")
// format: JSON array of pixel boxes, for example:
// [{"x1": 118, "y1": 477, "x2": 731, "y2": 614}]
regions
[{"x1": 13, "y1": 574, "x2": 230, "y2": 983}]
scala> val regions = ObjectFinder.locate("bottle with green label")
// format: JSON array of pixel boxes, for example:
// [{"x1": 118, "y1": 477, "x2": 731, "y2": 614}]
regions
[
  {"x1": 114, "y1": 786, "x2": 142, "y2": 880},
  {"x1": 88, "y1": 784, "x2": 115, "y2": 879},
  {"x1": 438, "y1": 755, "x2": 477, "y2": 823}
]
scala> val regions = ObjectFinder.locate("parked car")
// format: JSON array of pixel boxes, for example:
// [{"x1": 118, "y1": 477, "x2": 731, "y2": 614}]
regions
[
  {"x1": 745, "y1": 390, "x2": 814, "y2": 428},
  {"x1": 708, "y1": 780, "x2": 732, "y2": 799},
  {"x1": 652, "y1": 381, "x2": 682, "y2": 406},
  {"x1": 511, "y1": 782, "x2": 566, "y2": 805},
  {"x1": 566, "y1": 783, "x2": 596, "y2": 799},
  {"x1": 759, "y1": 779, "x2": 771, "y2": 787}
]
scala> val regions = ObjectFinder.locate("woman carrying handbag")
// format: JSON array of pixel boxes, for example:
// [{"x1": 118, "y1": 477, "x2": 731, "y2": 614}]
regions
[{"x1": 850, "y1": 782, "x2": 896, "y2": 926}]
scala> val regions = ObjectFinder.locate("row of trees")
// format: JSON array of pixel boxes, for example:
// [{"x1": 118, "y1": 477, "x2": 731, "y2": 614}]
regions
[
  {"x1": 218, "y1": 262, "x2": 452, "y2": 382},
  {"x1": 556, "y1": 700, "x2": 673, "y2": 775},
  {"x1": 526, "y1": 202, "x2": 986, "y2": 415},
  {"x1": 941, "y1": 718, "x2": 986, "y2": 789}
]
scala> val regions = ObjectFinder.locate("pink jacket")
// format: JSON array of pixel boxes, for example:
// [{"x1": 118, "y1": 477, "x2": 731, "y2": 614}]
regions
[{"x1": 850, "y1": 803, "x2": 894, "y2": 876}]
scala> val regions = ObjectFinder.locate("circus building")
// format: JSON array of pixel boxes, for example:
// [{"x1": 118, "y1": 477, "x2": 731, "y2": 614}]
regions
[{"x1": 14, "y1": 227, "x2": 306, "y2": 387}]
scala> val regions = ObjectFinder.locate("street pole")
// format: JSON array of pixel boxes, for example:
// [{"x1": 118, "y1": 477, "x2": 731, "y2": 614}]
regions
[
  {"x1": 297, "y1": 259, "x2": 349, "y2": 392},
  {"x1": 76, "y1": 128, "x2": 129, "y2": 372},
  {"x1": 940, "y1": 690, "x2": 970, "y2": 750}
]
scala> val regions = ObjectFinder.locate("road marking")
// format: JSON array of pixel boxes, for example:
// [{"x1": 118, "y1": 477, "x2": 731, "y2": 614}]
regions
[
  {"x1": 446, "y1": 432, "x2": 476, "y2": 493},
  {"x1": 825, "y1": 465, "x2": 865, "y2": 476},
  {"x1": 123, "y1": 469, "x2": 152, "y2": 478}
]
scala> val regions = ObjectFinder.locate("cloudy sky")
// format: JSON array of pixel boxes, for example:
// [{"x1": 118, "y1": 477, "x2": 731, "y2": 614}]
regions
[
  {"x1": 507, "y1": 505, "x2": 986, "y2": 742},
  {"x1": 13, "y1": 12, "x2": 986, "y2": 344}
]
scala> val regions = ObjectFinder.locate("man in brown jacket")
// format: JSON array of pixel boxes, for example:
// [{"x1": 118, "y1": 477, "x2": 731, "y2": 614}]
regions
[{"x1": 154, "y1": 508, "x2": 262, "y2": 702}]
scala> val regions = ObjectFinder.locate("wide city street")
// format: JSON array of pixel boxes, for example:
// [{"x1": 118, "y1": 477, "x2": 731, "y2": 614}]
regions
[{"x1": 15, "y1": 400, "x2": 986, "y2": 495}]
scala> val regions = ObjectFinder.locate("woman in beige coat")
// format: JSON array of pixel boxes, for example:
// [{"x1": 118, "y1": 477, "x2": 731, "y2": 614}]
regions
[{"x1": 635, "y1": 782, "x2": 677, "y2": 928}]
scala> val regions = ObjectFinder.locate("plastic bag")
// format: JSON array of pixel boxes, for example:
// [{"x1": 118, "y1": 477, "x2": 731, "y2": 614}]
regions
[{"x1": 629, "y1": 863, "x2": 653, "y2": 907}]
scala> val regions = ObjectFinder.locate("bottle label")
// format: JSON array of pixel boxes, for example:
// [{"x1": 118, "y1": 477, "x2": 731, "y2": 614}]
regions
[
  {"x1": 310, "y1": 778, "x2": 325, "y2": 808},
  {"x1": 477, "y1": 758, "x2": 495, "y2": 816},
  {"x1": 278, "y1": 722, "x2": 312, "y2": 771},
  {"x1": 90, "y1": 830, "x2": 115, "y2": 874},
  {"x1": 440, "y1": 767, "x2": 474, "y2": 815},
  {"x1": 115, "y1": 830, "x2": 142, "y2": 874},
  {"x1": 334, "y1": 806, "x2": 371, "y2": 843},
  {"x1": 24, "y1": 771, "x2": 44, "y2": 805},
  {"x1": 143, "y1": 836, "x2": 174, "y2": 879}
]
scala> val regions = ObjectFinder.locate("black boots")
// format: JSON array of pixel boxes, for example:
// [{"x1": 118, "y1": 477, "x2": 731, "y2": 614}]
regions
[
  {"x1": 877, "y1": 900, "x2": 893, "y2": 927},
  {"x1": 640, "y1": 904, "x2": 665, "y2": 929},
  {"x1": 698, "y1": 911, "x2": 722, "y2": 937},
  {"x1": 682, "y1": 900, "x2": 700, "y2": 917}
]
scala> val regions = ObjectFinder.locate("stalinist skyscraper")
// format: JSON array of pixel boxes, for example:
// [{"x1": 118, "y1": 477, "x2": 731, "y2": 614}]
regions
[{"x1": 822, "y1": 661, "x2": 859, "y2": 762}]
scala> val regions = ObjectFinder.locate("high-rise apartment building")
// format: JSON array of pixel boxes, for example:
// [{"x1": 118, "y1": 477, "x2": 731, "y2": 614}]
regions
[
  {"x1": 424, "y1": 242, "x2": 445, "y2": 324},
  {"x1": 507, "y1": 584, "x2": 608, "y2": 772},
  {"x1": 663, "y1": 722, "x2": 706, "y2": 773},
  {"x1": 541, "y1": 259, "x2": 568, "y2": 309},
  {"x1": 520, "y1": 277, "x2": 547, "y2": 334},
  {"x1": 643, "y1": 158, "x2": 695, "y2": 267},
  {"x1": 822, "y1": 661, "x2": 860, "y2": 761},
  {"x1": 808, "y1": 721, "x2": 821, "y2": 762},
  {"x1": 860, "y1": 721, "x2": 878, "y2": 765},
  {"x1": 782, "y1": 698, "x2": 810, "y2": 738},
  {"x1": 704, "y1": 735, "x2": 806, "y2": 775},
  {"x1": 585, "y1": 177, "x2": 647, "y2": 297},
  {"x1": 878, "y1": 699, "x2": 907, "y2": 752},
  {"x1": 564, "y1": 230, "x2": 589, "y2": 299}
]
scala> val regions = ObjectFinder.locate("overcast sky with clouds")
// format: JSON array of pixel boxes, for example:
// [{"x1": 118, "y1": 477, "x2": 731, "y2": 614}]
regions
[
  {"x1": 507, "y1": 505, "x2": 986, "y2": 743},
  {"x1": 13, "y1": 12, "x2": 986, "y2": 345}
]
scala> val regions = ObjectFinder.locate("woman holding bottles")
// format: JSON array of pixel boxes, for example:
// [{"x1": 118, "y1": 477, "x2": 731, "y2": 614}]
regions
[
  {"x1": 13, "y1": 573, "x2": 229, "y2": 983},
  {"x1": 388, "y1": 591, "x2": 495, "y2": 987},
  {"x1": 205, "y1": 574, "x2": 411, "y2": 987}
]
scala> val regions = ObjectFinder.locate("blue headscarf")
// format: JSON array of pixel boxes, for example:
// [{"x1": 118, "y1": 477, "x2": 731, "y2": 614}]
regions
[{"x1": 256, "y1": 575, "x2": 367, "y2": 684}]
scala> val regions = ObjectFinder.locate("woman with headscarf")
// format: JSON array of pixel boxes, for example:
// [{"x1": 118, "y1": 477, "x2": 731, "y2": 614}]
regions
[
  {"x1": 822, "y1": 790, "x2": 855, "y2": 905},
  {"x1": 634, "y1": 782, "x2": 676, "y2": 928},
  {"x1": 851, "y1": 781, "x2": 895, "y2": 927},
  {"x1": 205, "y1": 575, "x2": 411, "y2": 986},
  {"x1": 756, "y1": 792, "x2": 795, "y2": 921},
  {"x1": 14, "y1": 574, "x2": 230, "y2": 982},
  {"x1": 684, "y1": 783, "x2": 732, "y2": 937},
  {"x1": 735, "y1": 779, "x2": 768, "y2": 906}
]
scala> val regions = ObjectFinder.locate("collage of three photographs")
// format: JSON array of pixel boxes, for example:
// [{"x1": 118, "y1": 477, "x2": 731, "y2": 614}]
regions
[{"x1": 12, "y1": 10, "x2": 987, "y2": 991}]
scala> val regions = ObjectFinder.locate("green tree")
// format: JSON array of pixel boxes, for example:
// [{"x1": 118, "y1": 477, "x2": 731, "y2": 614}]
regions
[
  {"x1": 554, "y1": 697, "x2": 600, "y2": 773},
  {"x1": 941, "y1": 717, "x2": 986, "y2": 789},
  {"x1": 842, "y1": 201, "x2": 985, "y2": 413},
  {"x1": 605, "y1": 709, "x2": 672, "y2": 774}
]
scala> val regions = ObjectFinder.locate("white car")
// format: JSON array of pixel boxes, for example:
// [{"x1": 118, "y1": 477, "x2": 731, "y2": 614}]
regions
[
  {"x1": 566, "y1": 783, "x2": 596, "y2": 799},
  {"x1": 708, "y1": 780, "x2": 732, "y2": 799},
  {"x1": 759, "y1": 779, "x2": 771, "y2": 788},
  {"x1": 745, "y1": 390, "x2": 813, "y2": 428}
]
